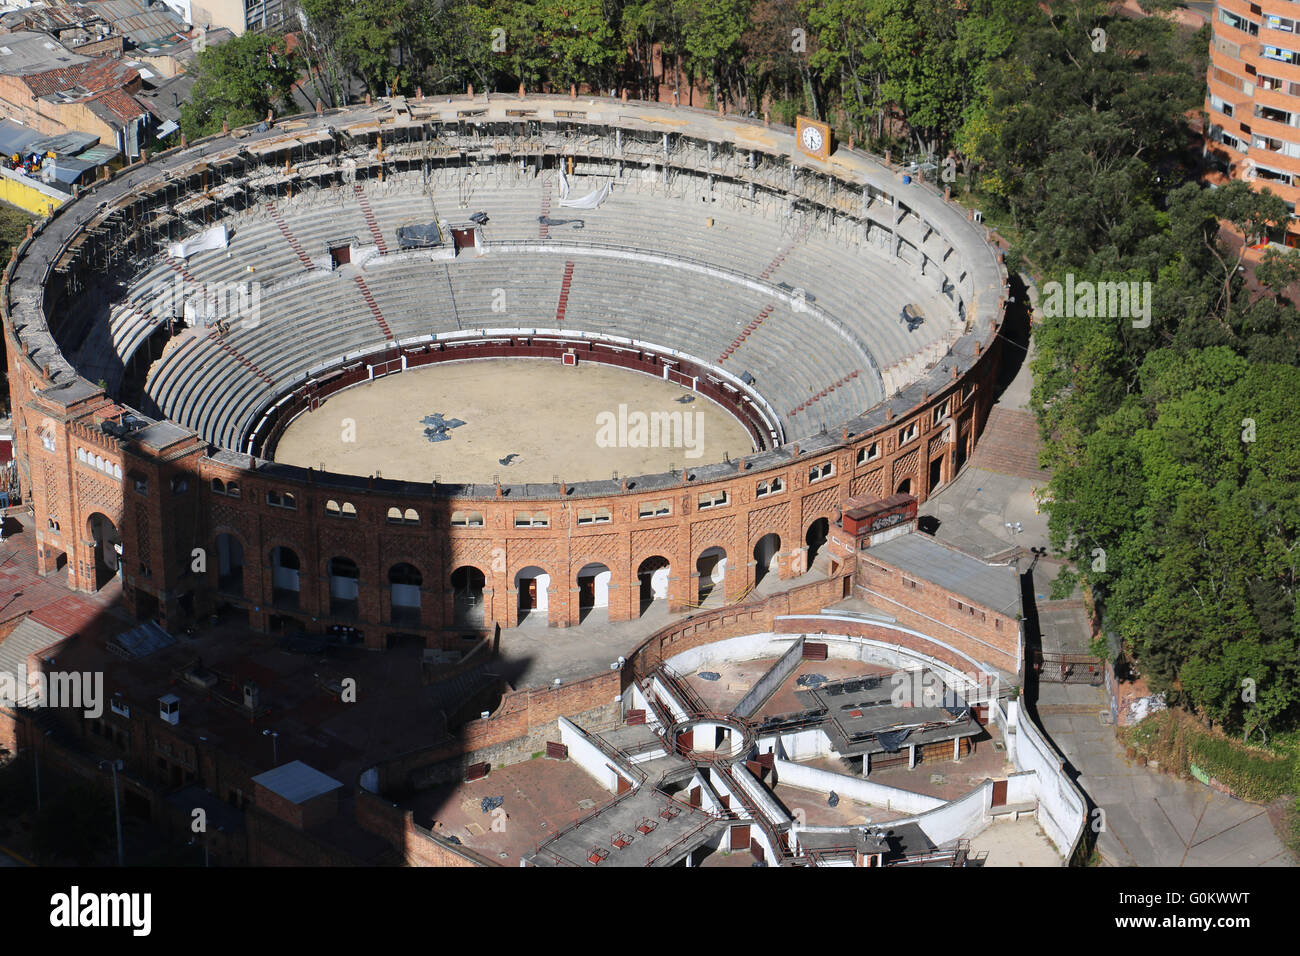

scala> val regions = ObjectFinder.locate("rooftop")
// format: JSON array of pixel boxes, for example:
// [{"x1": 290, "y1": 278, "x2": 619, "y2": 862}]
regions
[
  {"x1": 0, "y1": 31, "x2": 88, "y2": 74},
  {"x1": 252, "y1": 760, "x2": 344, "y2": 805},
  {"x1": 866, "y1": 532, "x2": 1022, "y2": 616}
]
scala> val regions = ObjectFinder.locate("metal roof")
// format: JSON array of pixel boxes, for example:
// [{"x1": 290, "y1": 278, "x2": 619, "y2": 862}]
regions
[
  {"x1": 865, "y1": 532, "x2": 1022, "y2": 615},
  {"x1": 0, "y1": 618, "x2": 65, "y2": 706},
  {"x1": 0, "y1": 119, "x2": 41, "y2": 156},
  {"x1": 106, "y1": 619, "x2": 177, "y2": 658},
  {"x1": 252, "y1": 761, "x2": 344, "y2": 805},
  {"x1": 0, "y1": 31, "x2": 89, "y2": 75}
]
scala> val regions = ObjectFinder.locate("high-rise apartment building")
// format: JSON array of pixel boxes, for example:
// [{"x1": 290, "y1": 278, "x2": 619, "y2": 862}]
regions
[{"x1": 1206, "y1": 0, "x2": 1300, "y2": 244}]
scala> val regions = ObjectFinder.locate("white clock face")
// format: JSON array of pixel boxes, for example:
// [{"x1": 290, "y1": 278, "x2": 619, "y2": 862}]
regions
[{"x1": 801, "y1": 125, "x2": 824, "y2": 152}]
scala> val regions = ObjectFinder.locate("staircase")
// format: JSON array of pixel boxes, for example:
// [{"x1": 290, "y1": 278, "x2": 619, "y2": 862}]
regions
[
  {"x1": 718, "y1": 303, "x2": 774, "y2": 363},
  {"x1": 207, "y1": 331, "x2": 275, "y2": 386},
  {"x1": 353, "y1": 184, "x2": 389, "y2": 254},
  {"x1": 353, "y1": 276, "x2": 394, "y2": 340},
  {"x1": 269, "y1": 204, "x2": 316, "y2": 270},
  {"x1": 555, "y1": 261, "x2": 575, "y2": 323}
]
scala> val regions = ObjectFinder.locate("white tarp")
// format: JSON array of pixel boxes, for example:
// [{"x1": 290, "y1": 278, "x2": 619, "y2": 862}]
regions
[
  {"x1": 557, "y1": 170, "x2": 612, "y2": 209},
  {"x1": 167, "y1": 224, "x2": 228, "y2": 259}
]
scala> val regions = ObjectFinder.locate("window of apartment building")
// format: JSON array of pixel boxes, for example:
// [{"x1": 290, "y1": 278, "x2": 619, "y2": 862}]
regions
[
  {"x1": 1256, "y1": 103, "x2": 1292, "y2": 125},
  {"x1": 1265, "y1": 14, "x2": 1298, "y2": 33},
  {"x1": 1210, "y1": 125, "x2": 1243, "y2": 151},
  {"x1": 755, "y1": 477, "x2": 784, "y2": 498},
  {"x1": 638, "y1": 500, "x2": 671, "y2": 518},
  {"x1": 1214, "y1": 66, "x2": 1248, "y2": 92},
  {"x1": 808, "y1": 460, "x2": 834, "y2": 483},
  {"x1": 1263, "y1": 45, "x2": 1300, "y2": 66},
  {"x1": 697, "y1": 489, "x2": 729, "y2": 510},
  {"x1": 857, "y1": 441, "x2": 881, "y2": 464},
  {"x1": 1255, "y1": 71, "x2": 1282, "y2": 92},
  {"x1": 1209, "y1": 93, "x2": 1234, "y2": 118},
  {"x1": 1256, "y1": 163, "x2": 1294, "y2": 185},
  {"x1": 1219, "y1": 8, "x2": 1259, "y2": 36},
  {"x1": 1213, "y1": 36, "x2": 1241, "y2": 60}
]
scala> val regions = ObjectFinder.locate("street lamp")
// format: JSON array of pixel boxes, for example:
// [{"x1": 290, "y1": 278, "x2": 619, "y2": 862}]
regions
[
  {"x1": 98, "y1": 759, "x2": 124, "y2": 867},
  {"x1": 263, "y1": 729, "x2": 279, "y2": 765}
]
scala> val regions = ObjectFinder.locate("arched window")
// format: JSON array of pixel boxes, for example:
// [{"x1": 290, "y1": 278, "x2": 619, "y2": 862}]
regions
[
  {"x1": 212, "y1": 478, "x2": 226, "y2": 494},
  {"x1": 326, "y1": 500, "x2": 342, "y2": 516}
]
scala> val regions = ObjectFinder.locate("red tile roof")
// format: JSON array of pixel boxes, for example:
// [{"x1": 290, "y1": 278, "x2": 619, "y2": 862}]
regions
[{"x1": 23, "y1": 56, "x2": 138, "y2": 99}]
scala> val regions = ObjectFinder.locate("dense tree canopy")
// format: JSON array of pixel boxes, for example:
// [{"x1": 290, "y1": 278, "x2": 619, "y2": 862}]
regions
[{"x1": 180, "y1": 32, "x2": 299, "y2": 137}]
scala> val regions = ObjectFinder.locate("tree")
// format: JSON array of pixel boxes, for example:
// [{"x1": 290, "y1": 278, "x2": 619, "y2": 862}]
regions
[{"x1": 180, "y1": 33, "x2": 299, "y2": 138}]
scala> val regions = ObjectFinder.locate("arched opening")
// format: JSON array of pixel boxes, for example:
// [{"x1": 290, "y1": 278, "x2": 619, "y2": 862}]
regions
[
  {"x1": 216, "y1": 533, "x2": 244, "y2": 595},
  {"x1": 637, "y1": 556, "x2": 670, "y2": 617},
  {"x1": 695, "y1": 547, "x2": 727, "y2": 607},
  {"x1": 805, "y1": 518, "x2": 829, "y2": 572},
  {"x1": 86, "y1": 512, "x2": 122, "y2": 591},
  {"x1": 270, "y1": 546, "x2": 300, "y2": 609},
  {"x1": 388, "y1": 562, "x2": 422, "y2": 626},
  {"x1": 329, "y1": 556, "x2": 361, "y2": 619},
  {"x1": 514, "y1": 565, "x2": 550, "y2": 622},
  {"x1": 576, "y1": 562, "x2": 611, "y2": 623},
  {"x1": 896, "y1": 477, "x2": 913, "y2": 495},
  {"x1": 753, "y1": 533, "x2": 780, "y2": 586},
  {"x1": 450, "y1": 566, "x2": 486, "y2": 626}
]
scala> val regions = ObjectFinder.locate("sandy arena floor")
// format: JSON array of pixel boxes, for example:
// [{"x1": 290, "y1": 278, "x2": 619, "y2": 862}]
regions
[{"x1": 273, "y1": 358, "x2": 756, "y2": 484}]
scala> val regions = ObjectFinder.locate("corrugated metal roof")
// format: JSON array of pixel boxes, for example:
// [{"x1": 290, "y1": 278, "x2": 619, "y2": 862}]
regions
[
  {"x1": 106, "y1": 619, "x2": 177, "y2": 658},
  {"x1": 76, "y1": 143, "x2": 119, "y2": 163},
  {"x1": 252, "y1": 761, "x2": 344, "y2": 805},
  {"x1": 0, "y1": 119, "x2": 41, "y2": 156},
  {"x1": 0, "y1": 617, "x2": 65, "y2": 706}
]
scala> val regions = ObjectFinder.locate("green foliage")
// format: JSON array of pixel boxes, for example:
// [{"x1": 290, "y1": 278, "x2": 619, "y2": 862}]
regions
[
  {"x1": 1185, "y1": 733, "x2": 1293, "y2": 802},
  {"x1": 180, "y1": 32, "x2": 299, "y2": 138}
]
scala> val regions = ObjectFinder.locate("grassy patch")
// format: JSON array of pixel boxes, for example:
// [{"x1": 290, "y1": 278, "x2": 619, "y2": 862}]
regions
[{"x1": 1126, "y1": 709, "x2": 1297, "y2": 803}]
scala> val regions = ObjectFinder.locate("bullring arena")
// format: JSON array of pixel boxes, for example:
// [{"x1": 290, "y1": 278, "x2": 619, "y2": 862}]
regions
[{"x1": 2, "y1": 94, "x2": 1089, "y2": 866}]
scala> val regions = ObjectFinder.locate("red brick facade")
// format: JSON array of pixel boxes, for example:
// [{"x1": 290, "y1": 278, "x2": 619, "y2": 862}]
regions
[
  {"x1": 5, "y1": 332, "x2": 1000, "y2": 647},
  {"x1": 3, "y1": 98, "x2": 1008, "y2": 651}
]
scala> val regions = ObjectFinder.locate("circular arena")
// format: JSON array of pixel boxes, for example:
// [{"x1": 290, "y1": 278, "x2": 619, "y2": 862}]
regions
[{"x1": 3, "y1": 94, "x2": 1007, "y2": 642}]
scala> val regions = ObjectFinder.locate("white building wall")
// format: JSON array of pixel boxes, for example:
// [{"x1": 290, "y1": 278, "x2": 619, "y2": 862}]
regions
[{"x1": 773, "y1": 757, "x2": 944, "y2": 815}]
